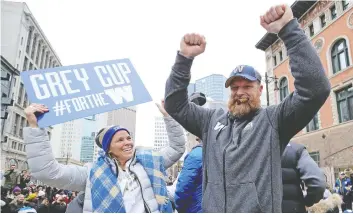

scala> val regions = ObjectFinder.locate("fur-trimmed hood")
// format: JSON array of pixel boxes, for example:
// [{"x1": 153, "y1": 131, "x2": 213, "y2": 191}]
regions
[{"x1": 307, "y1": 193, "x2": 342, "y2": 213}]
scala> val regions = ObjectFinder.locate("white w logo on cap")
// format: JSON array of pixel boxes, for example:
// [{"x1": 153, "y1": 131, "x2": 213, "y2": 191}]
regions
[{"x1": 234, "y1": 65, "x2": 245, "y2": 73}]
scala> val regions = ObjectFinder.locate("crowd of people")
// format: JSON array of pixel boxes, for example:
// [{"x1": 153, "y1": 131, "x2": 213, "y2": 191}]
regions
[
  {"x1": 1, "y1": 177, "x2": 77, "y2": 213},
  {"x1": 1, "y1": 3, "x2": 353, "y2": 213}
]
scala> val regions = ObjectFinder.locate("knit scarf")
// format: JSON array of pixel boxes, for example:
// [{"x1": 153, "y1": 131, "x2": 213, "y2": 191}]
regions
[{"x1": 90, "y1": 149, "x2": 173, "y2": 213}]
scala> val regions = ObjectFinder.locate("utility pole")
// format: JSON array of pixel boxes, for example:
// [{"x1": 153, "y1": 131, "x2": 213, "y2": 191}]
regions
[{"x1": 265, "y1": 72, "x2": 279, "y2": 106}]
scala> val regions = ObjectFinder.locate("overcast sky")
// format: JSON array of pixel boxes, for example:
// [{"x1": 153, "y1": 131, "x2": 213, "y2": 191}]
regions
[{"x1": 16, "y1": 0, "x2": 294, "y2": 147}]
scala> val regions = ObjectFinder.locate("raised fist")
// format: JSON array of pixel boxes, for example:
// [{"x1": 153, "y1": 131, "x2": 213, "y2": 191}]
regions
[
  {"x1": 180, "y1": 33, "x2": 206, "y2": 58},
  {"x1": 260, "y1": 4, "x2": 294, "y2": 34}
]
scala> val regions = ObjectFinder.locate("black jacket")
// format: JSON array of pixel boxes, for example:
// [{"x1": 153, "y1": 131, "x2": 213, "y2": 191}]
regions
[{"x1": 281, "y1": 142, "x2": 325, "y2": 212}]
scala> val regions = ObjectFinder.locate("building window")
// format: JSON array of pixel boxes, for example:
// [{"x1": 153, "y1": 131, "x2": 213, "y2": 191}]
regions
[
  {"x1": 29, "y1": 63, "x2": 33, "y2": 70},
  {"x1": 309, "y1": 24, "x2": 314, "y2": 36},
  {"x1": 273, "y1": 55, "x2": 277, "y2": 66},
  {"x1": 331, "y1": 39, "x2": 350, "y2": 74},
  {"x1": 23, "y1": 57, "x2": 28, "y2": 71},
  {"x1": 13, "y1": 114, "x2": 20, "y2": 135},
  {"x1": 309, "y1": 151, "x2": 320, "y2": 166},
  {"x1": 31, "y1": 35, "x2": 37, "y2": 59},
  {"x1": 19, "y1": 117, "x2": 25, "y2": 138},
  {"x1": 306, "y1": 113, "x2": 319, "y2": 132},
  {"x1": 48, "y1": 57, "x2": 53, "y2": 68},
  {"x1": 40, "y1": 48, "x2": 45, "y2": 68},
  {"x1": 279, "y1": 51, "x2": 283, "y2": 61},
  {"x1": 17, "y1": 83, "x2": 24, "y2": 105},
  {"x1": 330, "y1": 5, "x2": 337, "y2": 20},
  {"x1": 279, "y1": 77, "x2": 289, "y2": 101},
  {"x1": 26, "y1": 28, "x2": 33, "y2": 54},
  {"x1": 342, "y1": 0, "x2": 349, "y2": 10},
  {"x1": 23, "y1": 93, "x2": 28, "y2": 108},
  {"x1": 21, "y1": 37, "x2": 23, "y2": 45},
  {"x1": 11, "y1": 141, "x2": 17, "y2": 149},
  {"x1": 18, "y1": 50, "x2": 21, "y2": 58},
  {"x1": 320, "y1": 14, "x2": 326, "y2": 28},
  {"x1": 336, "y1": 85, "x2": 353, "y2": 123},
  {"x1": 36, "y1": 43, "x2": 41, "y2": 65}
]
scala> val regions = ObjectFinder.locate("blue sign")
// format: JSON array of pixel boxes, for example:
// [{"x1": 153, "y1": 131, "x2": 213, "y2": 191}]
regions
[{"x1": 21, "y1": 59, "x2": 152, "y2": 128}]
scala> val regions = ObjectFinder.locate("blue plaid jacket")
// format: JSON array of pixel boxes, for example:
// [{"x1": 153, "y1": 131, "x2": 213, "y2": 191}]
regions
[{"x1": 90, "y1": 149, "x2": 173, "y2": 213}]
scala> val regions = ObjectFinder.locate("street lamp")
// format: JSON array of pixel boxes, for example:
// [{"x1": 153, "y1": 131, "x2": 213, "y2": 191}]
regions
[{"x1": 264, "y1": 72, "x2": 279, "y2": 106}]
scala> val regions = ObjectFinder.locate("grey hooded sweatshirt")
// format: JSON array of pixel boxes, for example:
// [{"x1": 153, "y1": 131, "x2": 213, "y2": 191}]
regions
[{"x1": 164, "y1": 19, "x2": 331, "y2": 213}]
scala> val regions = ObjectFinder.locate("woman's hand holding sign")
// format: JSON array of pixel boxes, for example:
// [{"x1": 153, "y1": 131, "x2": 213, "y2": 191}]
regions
[{"x1": 24, "y1": 104, "x2": 49, "y2": 128}]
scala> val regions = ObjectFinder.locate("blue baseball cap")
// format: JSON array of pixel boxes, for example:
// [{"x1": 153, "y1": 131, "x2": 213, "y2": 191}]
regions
[{"x1": 225, "y1": 65, "x2": 262, "y2": 88}]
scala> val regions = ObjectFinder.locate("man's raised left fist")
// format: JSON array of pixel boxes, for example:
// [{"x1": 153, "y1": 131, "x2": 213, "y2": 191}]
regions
[{"x1": 260, "y1": 4, "x2": 294, "y2": 34}]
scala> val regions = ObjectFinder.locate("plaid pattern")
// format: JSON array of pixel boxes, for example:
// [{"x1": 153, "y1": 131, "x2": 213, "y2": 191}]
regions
[
  {"x1": 90, "y1": 154, "x2": 126, "y2": 213},
  {"x1": 90, "y1": 149, "x2": 173, "y2": 213},
  {"x1": 136, "y1": 149, "x2": 173, "y2": 213}
]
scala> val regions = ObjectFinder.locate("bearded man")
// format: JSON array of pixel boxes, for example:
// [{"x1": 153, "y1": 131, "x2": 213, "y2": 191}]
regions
[{"x1": 164, "y1": 4, "x2": 330, "y2": 213}]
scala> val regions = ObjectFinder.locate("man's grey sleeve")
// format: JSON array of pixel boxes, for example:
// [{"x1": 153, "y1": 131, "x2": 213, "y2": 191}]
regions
[{"x1": 297, "y1": 149, "x2": 326, "y2": 206}]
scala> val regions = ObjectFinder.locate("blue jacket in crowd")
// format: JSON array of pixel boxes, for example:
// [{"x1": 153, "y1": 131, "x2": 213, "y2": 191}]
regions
[
  {"x1": 335, "y1": 177, "x2": 352, "y2": 195},
  {"x1": 174, "y1": 145, "x2": 202, "y2": 213}
]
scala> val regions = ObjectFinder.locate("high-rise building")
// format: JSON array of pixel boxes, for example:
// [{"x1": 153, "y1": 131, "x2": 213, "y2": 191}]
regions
[
  {"x1": 105, "y1": 107, "x2": 137, "y2": 140},
  {"x1": 153, "y1": 116, "x2": 169, "y2": 151},
  {"x1": 153, "y1": 116, "x2": 184, "y2": 183},
  {"x1": 50, "y1": 119, "x2": 84, "y2": 161},
  {"x1": 195, "y1": 74, "x2": 229, "y2": 102},
  {"x1": 80, "y1": 115, "x2": 102, "y2": 163},
  {"x1": 51, "y1": 114, "x2": 102, "y2": 162},
  {"x1": 80, "y1": 134, "x2": 95, "y2": 163},
  {"x1": 1, "y1": 56, "x2": 20, "y2": 141},
  {"x1": 1, "y1": 1, "x2": 61, "y2": 170},
  {"x1": 187, "y1": 83, "x2": 196, "y2": 97},
  {"x1": 255, "y1": 0, "x2": 353, "y2": 186}
]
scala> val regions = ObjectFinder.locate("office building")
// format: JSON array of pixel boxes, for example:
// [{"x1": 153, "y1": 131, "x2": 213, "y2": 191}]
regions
[
  {"x1": 153, "y1": 116, "x2": 169, "y2": 151},
  {"x1": 195, "y1": 74, "x2": 229, "y2": 102},
  {"x1": 256, "y1": 0, "x2": 353, "y2": 186},
  {"x1": 187, "y1": 83, "x2": 196, "y2": 97},
  {"x1": 105, "y1": 107, "x2": 137, "y2": 140},
  {"x1": 1, "y1": 1, "x2": 61, "y2": 170}
]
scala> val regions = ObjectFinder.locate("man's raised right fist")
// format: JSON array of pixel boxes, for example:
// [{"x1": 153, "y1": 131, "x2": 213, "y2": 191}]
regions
[{"x1": 180, "y1": 33, "x2": 206, "y2": 58}]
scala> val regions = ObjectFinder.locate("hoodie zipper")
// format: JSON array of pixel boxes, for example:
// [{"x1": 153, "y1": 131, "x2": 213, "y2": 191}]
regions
[
  {"x1": 222, "y1": 120, "x2": 249, "y2": 213},
  {"x1": 113, "y1": 153, "x2": 151, "y2": 213},
  {"x1": 129, "y1": 164, "x2": 152, "y2": 213}
]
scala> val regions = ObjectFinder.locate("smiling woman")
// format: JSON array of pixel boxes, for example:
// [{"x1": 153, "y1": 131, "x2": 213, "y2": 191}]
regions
[{"x1": 22, "y1": 100, "x2": 186, "y2": 213}]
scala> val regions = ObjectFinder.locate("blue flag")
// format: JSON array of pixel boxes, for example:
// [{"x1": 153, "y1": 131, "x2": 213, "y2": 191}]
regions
[{"x1": 21, "y1": 59, "x2": 152, "y2": 127}]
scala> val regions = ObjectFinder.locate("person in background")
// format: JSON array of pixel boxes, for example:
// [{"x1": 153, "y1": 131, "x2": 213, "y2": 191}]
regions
[
  {"x1": 344, "y1": 169, "x2": 353, "y2": 212},
  {"x1": 9, "y1": 186, "x2": 22, "y2": 198},
  {"x1": 335, "y1": 171, "x2": 352, "y2": 211},
  {"x1": 19, "y1": 170, "x2": 31, "y2": 189},
  {"x1": 9, "y1": 194, "x2": 27, "y2": 213},
  {"x1": 65, "y1": 191, "x2": 85, "y2": 213},
  {"x1": 1, "y1": 187, "x2": 11, "y2": 213},
  {"x1": 36, "y1": 191, "x2": 46, "y2": 206},
  {"x1": 281, "y1": 142, "x2": 325, "y2": 212},
  {"x1": 4, "y1": 164, "x2": 20, "y2": 190},
  {"x1": 36, "y1": 197, "x2": 50, "y2": 213},
  {"x1": 174, "y1": 92, "x2": 206, "y2": 213},
  {"x1": 50, "y1": 195, "x2": 67, "y2": 213},
  {"x1": 24, "y1": 193, "x2": 38, "y2": 210}
]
